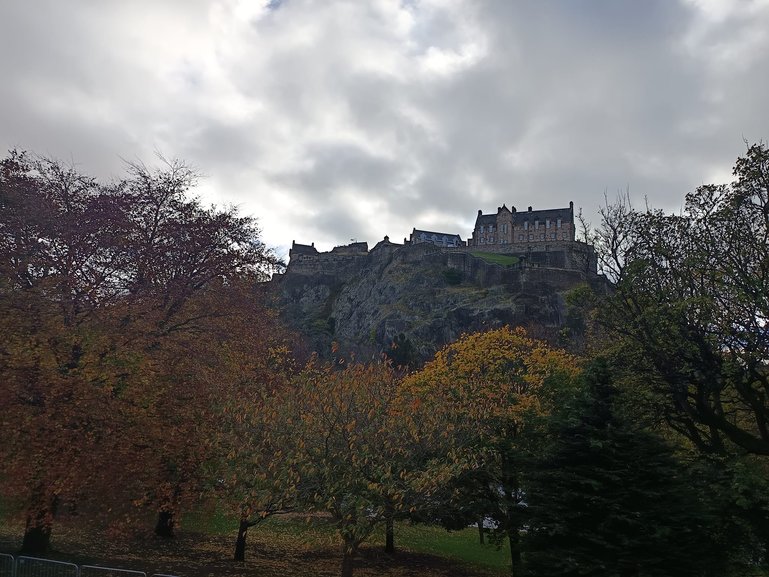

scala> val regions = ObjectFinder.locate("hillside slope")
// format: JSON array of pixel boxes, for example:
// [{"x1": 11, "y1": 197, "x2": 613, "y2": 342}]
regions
[{"x1": 272, "y1": 243, "x2": 603, "y2": 363}]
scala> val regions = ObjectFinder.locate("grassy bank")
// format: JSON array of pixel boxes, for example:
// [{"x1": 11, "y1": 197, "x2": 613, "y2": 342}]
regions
[
  {"x1": 469, "y1": 252, "x2": 519, "y2": 266},
  {"x1": 0, "y1": 509, "x2": 508, "y2": 577}
]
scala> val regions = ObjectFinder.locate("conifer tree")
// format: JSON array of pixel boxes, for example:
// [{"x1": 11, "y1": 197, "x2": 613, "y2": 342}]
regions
[{"x1": 525, "y1": 359, "x2": 724, "y2": 577}]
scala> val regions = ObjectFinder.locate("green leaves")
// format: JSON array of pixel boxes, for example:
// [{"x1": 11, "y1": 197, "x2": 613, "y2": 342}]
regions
[{"x1": 599, "y1": 143, "x2": 769, "y2": 456}]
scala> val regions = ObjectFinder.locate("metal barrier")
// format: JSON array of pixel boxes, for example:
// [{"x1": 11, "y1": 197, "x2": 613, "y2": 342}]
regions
[
  {"x1": 0, "y1": 557, "x2": 180, "y2": 577},
  {"x1": 80, "y1": 566, "x2": 145, "y2": 577},
  {"x1": 16, "y1": 557, "x2": 78, "y2": 577},
  {"x1": 0, "y1": 554, "x2": 15, "y2": 577}
]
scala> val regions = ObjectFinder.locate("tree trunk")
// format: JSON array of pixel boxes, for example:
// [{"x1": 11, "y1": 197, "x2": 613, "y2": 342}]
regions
[
  {"x1": 21, "y1": 523, "x2": 52, "y2": 556},
  {"x1": 155, "y1": 509, "x2": 175, "y2": 538},
  {"x1": 234, "y1": 518, "x2": 249, "y2": 561},
  {"x1": 384, "y1": 506, "x2": 395, "y2": 555},
  {"x1": 508, "y1": 529, "x2": 522, "y2": 577},
  {"x1": 478, "y1": 518, "x2": 485, "y2": 545},
  {"x1": 341, "y1": 550, "x2": 355, "y2": 577},
  {"x1": 21, "y1": 493, "x2": 58, "y2": 556}
]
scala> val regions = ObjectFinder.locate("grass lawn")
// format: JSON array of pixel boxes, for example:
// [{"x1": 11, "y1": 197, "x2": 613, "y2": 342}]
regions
[
  {"x1": 469, "y1": 252, "x2": 519, "y2": 266},
  {"x1": 0, "y1": 509, "x2": 509, "y2": 577},
  {"x1": 386, "y1": 523, "x2": 509, "y2": 571}
]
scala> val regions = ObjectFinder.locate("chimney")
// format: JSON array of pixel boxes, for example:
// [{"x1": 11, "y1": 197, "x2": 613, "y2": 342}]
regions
[{"x1": 528, "y1": 206, "x2": 533, "y2": 212}]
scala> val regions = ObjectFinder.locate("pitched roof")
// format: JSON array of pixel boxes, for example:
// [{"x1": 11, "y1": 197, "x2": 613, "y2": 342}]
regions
[
  {"x1": 412, "y1": 228, "x2": 463, "y2": 240},
  {"x1": 514, "y1": 206, "x2": 573, "y2": 223},
  {"x1": 474, "y1": 204, "x2": 574, "y2": 227},
  {"x1": 474, "y1": 213, "x2": 498, "y2": 226}
]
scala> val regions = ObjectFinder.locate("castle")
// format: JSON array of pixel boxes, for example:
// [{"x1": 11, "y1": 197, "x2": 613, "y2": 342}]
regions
[
  {"x1": 469, "y1": 202, "x2": 576, "y2": 247},
  {"x1": 285, "y1": 202, "x2": 594, "y2": 275}
]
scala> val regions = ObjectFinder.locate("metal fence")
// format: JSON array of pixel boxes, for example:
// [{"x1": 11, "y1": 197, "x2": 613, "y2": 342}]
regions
[
  {"x1": 16, "y1": 557, "x2": 78, "y2": 577},
  {"x1": 80, "y1": 566, "x2": 146, "y2": 577},
  {"x1": 0, "y1": 556, "x2": 178, "y2": 577},
  {"x1": 0, "y1": 554, "x2": 15, "y2": 577}
]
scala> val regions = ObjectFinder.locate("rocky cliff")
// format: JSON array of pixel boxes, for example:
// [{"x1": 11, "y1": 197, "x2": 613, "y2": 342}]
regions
[{"x1": 272, "y1": 242, "x2": 605, "y2": 363}]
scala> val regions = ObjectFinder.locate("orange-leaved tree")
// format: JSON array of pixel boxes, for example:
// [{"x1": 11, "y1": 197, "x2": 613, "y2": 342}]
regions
[
  {"x1": 0, "y1": 151, "x2": 286, "y2": 553},
  {"x1": 400, "y1": 327, "x2": 581, "y2": 577}
]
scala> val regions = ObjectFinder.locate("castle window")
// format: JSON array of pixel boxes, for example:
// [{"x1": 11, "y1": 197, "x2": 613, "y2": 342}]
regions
[
  {"x1": 528, "y1": 234, "x2": 533, "y2": 240},
  {"x1": 550, "y1": 233, "x2": 556, "y2": 239},
  {"x1": 479, "y1": 225, "x2": 484, "y2": 233},
  {"x1": 540, "y1": 233, "x2": 545, "y2": 240},
  {"x1": 557, "y1": 218, "x2": 562, "y2": 228},
  {"x1": 535, "y1": 220, "x2": 539, "y2": 230},
  {"x1": 489, "y1": 225, "x2": 495, "y2": 232},
  {"x1": 524, "y1": 221, "x2": 529, "y2": 230},
  {"x1": 518, "y1": 234, "x2": 524, "y2": 241},
  {"x1": 489, "y1": 236, "x2": 494, "y2": 243},
  {"x1": 546, "y1": 219, "x2": 551, "y2": 228}
]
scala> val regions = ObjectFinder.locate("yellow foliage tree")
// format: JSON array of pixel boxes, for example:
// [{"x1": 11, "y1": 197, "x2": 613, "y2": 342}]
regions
[
  {"x1": 400, "y1": 327, "x2": 581, "y2": 577},
  {"x1": 257, "y1": 359, "x2": 409, "y2": 577}
]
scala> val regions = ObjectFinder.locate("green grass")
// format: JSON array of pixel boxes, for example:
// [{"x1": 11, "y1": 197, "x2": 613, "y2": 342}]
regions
[
  {"x1": 470, "y1": 251, "x2": 520, "y2": 266},
  {"x1": 182, "y1": 509, "x2": 509, "y2": 573},
  {"x1": 388, "y1": 523, "x2": 510, "y2": 571},
  {"x1": 264, "y1": 516, "x2": 509, "y2": 572},
  {"x1": 183, "y1": 506, "x2": 236, "y2": 535}
]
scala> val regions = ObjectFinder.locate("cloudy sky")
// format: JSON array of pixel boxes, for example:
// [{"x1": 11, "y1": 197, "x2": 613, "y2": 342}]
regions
[{"x1": 2, "y1": 0, "x2": 768, "y2": 257}]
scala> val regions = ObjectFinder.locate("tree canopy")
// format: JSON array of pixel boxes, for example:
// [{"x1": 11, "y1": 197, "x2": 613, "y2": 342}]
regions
[
  {"x1": 0, "y1": 151, "x2": 286, "y2": 553},
  {"x1": 597, "y1": 143, "x2": 769, "y2": 456},
  {"x1": 401, "y1": 327, "x2": 581, "y2": 576}
]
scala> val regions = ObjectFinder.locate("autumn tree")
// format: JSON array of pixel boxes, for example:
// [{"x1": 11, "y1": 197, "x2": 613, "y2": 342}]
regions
[
  {"x1": 213, "y1": 331, "x2": 296, "y2": 563},
  {"x1": 0, "y1": 151, "x2": 285, "y2": 553},
  {"x1": 115, "y1": 158, "x2": 285, "y2": 538},
  {"x1": 400, "y1": 327, "x2": 581, "y2": 577},
  {"x1": 256, "y1": 358, "x2": 410, "y2": 577}
]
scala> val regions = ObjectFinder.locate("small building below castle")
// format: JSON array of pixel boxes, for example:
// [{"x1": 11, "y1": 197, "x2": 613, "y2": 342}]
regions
[
  {"x1": 408, "y1": 228, "x2": 464, "y2": 248},
  {"x1": 469, "y1": 202, "x2": 575, "y2": 247}
]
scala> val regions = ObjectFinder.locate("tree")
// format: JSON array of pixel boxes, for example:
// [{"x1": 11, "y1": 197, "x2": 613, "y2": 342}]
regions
[
  {"x1": 257, "y1": 359, "x2": 410, "y2": 577},
  {"x1": 214, "y1": 329, "x2": 296, "y2": 563},
  {"x1": 0, "y1": 151, "x2": 285, "y2": 553},
  {"x1": 400, "y1": 327, "x2": 581, "y2": 576},
  {"x1": 525, "y1": 359, "x2": 727, "y2": 577},
  {"x1": 384, "y1": 332, "x2": 417, "y2": 370},
  {"x1": 119, "y1": 158, "x2": 286, "y2": 538},
  {"x1": 597, "y1": 143, "x2": 769, "y2": 456}
]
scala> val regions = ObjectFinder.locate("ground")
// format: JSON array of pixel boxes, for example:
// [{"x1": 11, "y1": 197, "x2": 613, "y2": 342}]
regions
[{"x1": 0, "y1": 512, "x2": 508, "y2": 577}]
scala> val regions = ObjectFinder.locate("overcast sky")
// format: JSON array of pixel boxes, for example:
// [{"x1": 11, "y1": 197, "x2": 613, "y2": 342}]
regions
[{"x1": 2, "y1": 0, "x2": 768, "y2": 257}]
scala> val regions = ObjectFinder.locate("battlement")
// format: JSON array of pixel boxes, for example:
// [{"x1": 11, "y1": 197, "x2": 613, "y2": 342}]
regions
[{"x1": 284, "y1": 203, "x2": 593, "y2": 277}]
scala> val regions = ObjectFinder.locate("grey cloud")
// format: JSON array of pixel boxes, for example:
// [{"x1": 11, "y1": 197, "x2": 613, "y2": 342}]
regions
[{"x1": 1, "y1": 0, "x2": 768, "y2": 251}]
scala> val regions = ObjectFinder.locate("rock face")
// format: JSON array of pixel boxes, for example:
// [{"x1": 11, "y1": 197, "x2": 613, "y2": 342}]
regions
[{"x1": 272, "y1": 241, "x2": 605, "y2": 363}]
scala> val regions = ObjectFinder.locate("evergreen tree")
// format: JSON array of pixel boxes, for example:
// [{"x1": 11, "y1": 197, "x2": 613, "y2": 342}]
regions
[{"x1": 525, "y1": 359, "x2": 724, "y2": 577}]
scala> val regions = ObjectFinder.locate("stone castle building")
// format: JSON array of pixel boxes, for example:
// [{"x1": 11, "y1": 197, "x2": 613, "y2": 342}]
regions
[
  {"x1": 284, "y1": 201, "x2": 594, "y2": 275},
  {"x1": 408, "y1": 228, "x2": 464, "y2": 247},
  {"x1": 469, "y1": 202, "x2": 575, "y2": 247}
]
